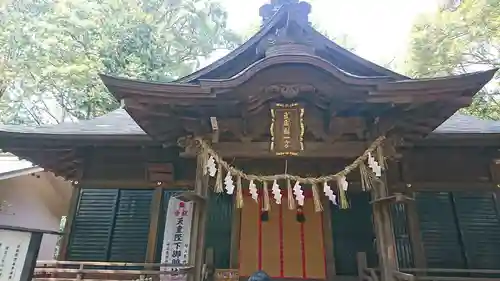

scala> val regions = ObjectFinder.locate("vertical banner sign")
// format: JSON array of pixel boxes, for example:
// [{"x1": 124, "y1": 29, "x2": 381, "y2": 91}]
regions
[
  {"x1": 270, "y1": 103, "x2": 305, "y2": 156},
  {"x1": 0, "y1": 230, "x2": 31, "y2": 281},
  {"x1": 161, "y1": 198, "x2": 194, "y2": 281}
]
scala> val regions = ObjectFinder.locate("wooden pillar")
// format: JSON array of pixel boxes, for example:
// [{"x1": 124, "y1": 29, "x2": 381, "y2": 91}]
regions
[
  {"x1": 357, "y1": 252, "x2": 368, "y2": 281},
  {"x1": 57, "y1": 185, "x2": 81, "y2": 260},
  {"x1": 405, "y1": 192, "x2": 426, "y2": 270},
  {"x1": 190, "y1": 154, "x2": 209, "y2": 281},
  {"x1": 371, "y1": 174, "x2": 398, "y2": 281},
  {"x1": 321, "y1": 196, "x2": 336, "y2": 278},
  {"x1": 230, "y1": 203, "x2": 241, "y2": 268},
  {"x1": 145, "y1": 186, "x2": 163, "y2": 263}
]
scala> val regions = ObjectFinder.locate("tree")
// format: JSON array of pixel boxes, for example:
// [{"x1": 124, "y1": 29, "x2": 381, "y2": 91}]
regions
[
  {"x1": 405, "y1": 0, "x2": 500, "y2": 119},
  {"x1": 0, "y1": 0, "x2": 240, "y2": 124}
]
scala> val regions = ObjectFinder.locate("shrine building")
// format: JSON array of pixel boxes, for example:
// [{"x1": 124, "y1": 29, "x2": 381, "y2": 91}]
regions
[{"x1": 0, "y1": 1, "x2": 499, "y2": 281}]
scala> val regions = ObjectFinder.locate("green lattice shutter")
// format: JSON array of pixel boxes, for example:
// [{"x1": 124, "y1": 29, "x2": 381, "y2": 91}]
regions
[
  {"x1": 204, "y1": 192, "x2": 234, "y2": 269},
  {"x1": 331, "y1": 192, "x2": 378, "y2": 275},
  {"x1": 391, "y1": 203, "x2": 414, "y2": 268},
  {"x1": 108, "y1": 189, "x2": 154, "y2": 262},
  {"x1": 415, "y1": 192, "x2": 466, "y2": 269},
  {"x1": 67, "y1": 189, "x2": 118, "y2": 261},
  {"x1": 453, "y1": 192, "x2": 500, "y2": 270}
]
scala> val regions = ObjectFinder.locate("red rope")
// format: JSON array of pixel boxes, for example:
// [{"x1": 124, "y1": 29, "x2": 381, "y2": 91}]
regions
[
  {"x1": 300, "y1": 221, "x2": 306, "y2": 278},
  {"x1": 258, "y1": 195, "x2": 262, "y2": 270},
  {"x1": 279, "y1": 204, "x2": 284, "y2": 277}
]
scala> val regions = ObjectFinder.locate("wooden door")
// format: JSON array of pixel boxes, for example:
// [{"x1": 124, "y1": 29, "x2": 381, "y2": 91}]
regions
[{"x1": 239, "y1": 195, "x2": 327, "y2": 279}]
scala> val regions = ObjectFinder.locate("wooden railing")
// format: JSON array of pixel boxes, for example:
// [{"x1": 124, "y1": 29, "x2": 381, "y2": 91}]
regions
[
  {"x1": 400, "y1": 268, "x2": 500, "y2": 281},
  {"x1": 357, "y1": 252, "x2": 415, "y2": 281},
  {"x1": 357, "y1": 252, "x2": 500, "y2": 281},
  {"x1": 34, "y1": 260, "x2": 194, "y2": 281}
]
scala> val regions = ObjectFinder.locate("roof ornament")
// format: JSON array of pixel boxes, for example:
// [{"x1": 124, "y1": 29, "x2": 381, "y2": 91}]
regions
[
  {"x1": 259, "y1": 0, "x2": 310, "y2": 26},
  {"x1": 258, "y1": 0, "x2": 314, "y2": 56}
]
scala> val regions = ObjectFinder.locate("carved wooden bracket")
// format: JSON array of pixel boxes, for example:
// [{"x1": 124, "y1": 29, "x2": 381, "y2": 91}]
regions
[{"x1": 263, "y1": 84, "x2": 315, "y2": 99}]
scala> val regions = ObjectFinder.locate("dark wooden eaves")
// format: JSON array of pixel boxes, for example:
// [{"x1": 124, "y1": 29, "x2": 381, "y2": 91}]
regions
[{"x1": 102, "y1": 58, "x2": 496, "y2": 101}]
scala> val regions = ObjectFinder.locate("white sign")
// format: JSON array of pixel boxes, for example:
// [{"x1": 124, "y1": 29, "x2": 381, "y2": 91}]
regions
[
  {"x1": 0, "y1": 230, "x2": 31, "y2": 281},
  {"x1": 160, "y1": 198, "x2": 193, "y2": 281}
]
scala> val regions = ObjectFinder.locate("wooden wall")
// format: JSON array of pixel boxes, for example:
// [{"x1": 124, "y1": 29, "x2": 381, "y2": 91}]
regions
[
  {"x1": 81, "y1": 146, "x2": 195, "y2": 184},
  {"x1": 62, "y1": 144, "x2": 500, "y2": 270},
  {"x1": 65, "y1": 146, "x2": 196, "y2": 263},
  {"x1": 399, "y1": 147, "x2": 495, "y2": 184}
]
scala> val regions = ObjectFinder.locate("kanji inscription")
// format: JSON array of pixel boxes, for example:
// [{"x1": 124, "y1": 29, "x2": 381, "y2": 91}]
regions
[{"x1": 270, "y1": 103, "x2": 304, "y2": 156}]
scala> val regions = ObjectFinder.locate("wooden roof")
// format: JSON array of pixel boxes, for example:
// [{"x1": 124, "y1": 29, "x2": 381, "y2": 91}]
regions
[
  {"x1": 101, "y1": 58, "x2": 496, "y2": 144},
  {"x1": 96, "y1": 1, "x2": 497, "y2": 145},
  {"x1": 2, "y1": 108, "x2": 500, "y2": 138},
  {"x1": 0, "y1": 110, "x2": 149, "y2": 143},
  {"x1": 0, "y1": 0, "x2": 498, "y2": 180},
  {"x1": 174, "y1": 5, "x2": 408, "y2": 83}
]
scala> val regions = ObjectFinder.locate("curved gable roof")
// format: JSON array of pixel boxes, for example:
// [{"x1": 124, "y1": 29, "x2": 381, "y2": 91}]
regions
[{"x1": 176, "y1": 4, "x2": 408, "y2": 83}]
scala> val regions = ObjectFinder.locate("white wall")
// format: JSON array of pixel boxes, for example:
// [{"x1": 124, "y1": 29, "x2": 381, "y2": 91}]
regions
[{"x1": 0, "y1": 172, "x2": 72, "y2": 260}]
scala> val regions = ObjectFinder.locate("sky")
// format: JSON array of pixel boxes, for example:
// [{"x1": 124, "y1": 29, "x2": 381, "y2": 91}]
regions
[{"x1": 213, "y1": 0, "x2": 440, "y2": 66}]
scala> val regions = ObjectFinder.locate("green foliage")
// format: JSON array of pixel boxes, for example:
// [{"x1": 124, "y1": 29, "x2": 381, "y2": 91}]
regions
[
  {"x1": 405, "y1": 0, "x2": 500, "y2": 119},
  {"x1": 0, "y1": 0, "x2": 240, "y2": 124}
]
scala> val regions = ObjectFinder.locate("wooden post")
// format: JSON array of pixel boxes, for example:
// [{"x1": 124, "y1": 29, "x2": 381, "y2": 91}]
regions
[
  {"x1": 58, "y1": 185, "x2": 81, "y2": 260},
  {"x1": 405, "y1": 192, "x2": 426, "y2": 271},
  {"x1": 145, "y1": 186, "x2": 163, "y2": 263},
  {"x1": 357, "y1": 252, "x2": 368, "y2": 281},
  {"x1": 371, "y1": 174, "x2": 398, "y2": 281},
  {"x1": 190, "y1": 154, "x2": 209, "y2": 281},
  {"x1": 322, "y1": 196, "x2": 336, "y2": 278},
  {"x1": 230, "y1": 202, "x2": 241, "y2": 268}
]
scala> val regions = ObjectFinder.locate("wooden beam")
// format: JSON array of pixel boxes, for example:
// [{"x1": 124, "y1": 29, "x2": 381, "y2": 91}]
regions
[
  {"x1": 145, "y1": 187, "x2": 163, "y2": 263},
  {"x1": 181, "y1": 141, "x2": 392, "y2": 158},
  {"x1": 79, "y1": 180, "x2": 194, "y2": 189},
  {"x1": 367, "y1": 94, "x2": 472, "y2": 105},
  {"x1": 392, "y1": 182, "x2": 497, "y2": 192},
  {"x1": 58, "y1": 185, "x2": 80, "y2": 260}
]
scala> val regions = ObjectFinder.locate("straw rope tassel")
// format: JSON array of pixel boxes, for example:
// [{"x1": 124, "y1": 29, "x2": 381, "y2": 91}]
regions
[
  {"x1": 336, "y1": 178, "x2": 349, "y2": 209},
  {"x1": 376, "y1": 145, "x2": 386, "y2": 171},
  {"x1": 202, "y1": 151, "x2": 208, "y2": 176},
  {"x1": 359, "y1": 162, "x2": 375, "y2": 191},
  {"x1": 287, "y1": 179, "x2": 295, "y2": 210},
  {"x1": 263, "y1": 181, "x2": 271, "y2": 211},
  {"x1": 214, "y1": 165, "x2": 224, "y2": 193},
  {"x1": 236, "y1": 176, "x2": 244, "y2": 208},
  {"x1": 311, "y1": 183, "x2": 323, "y2": 212},
  {"x1": 194, "y1": 136, "x2": 386, "y2": 184}
]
